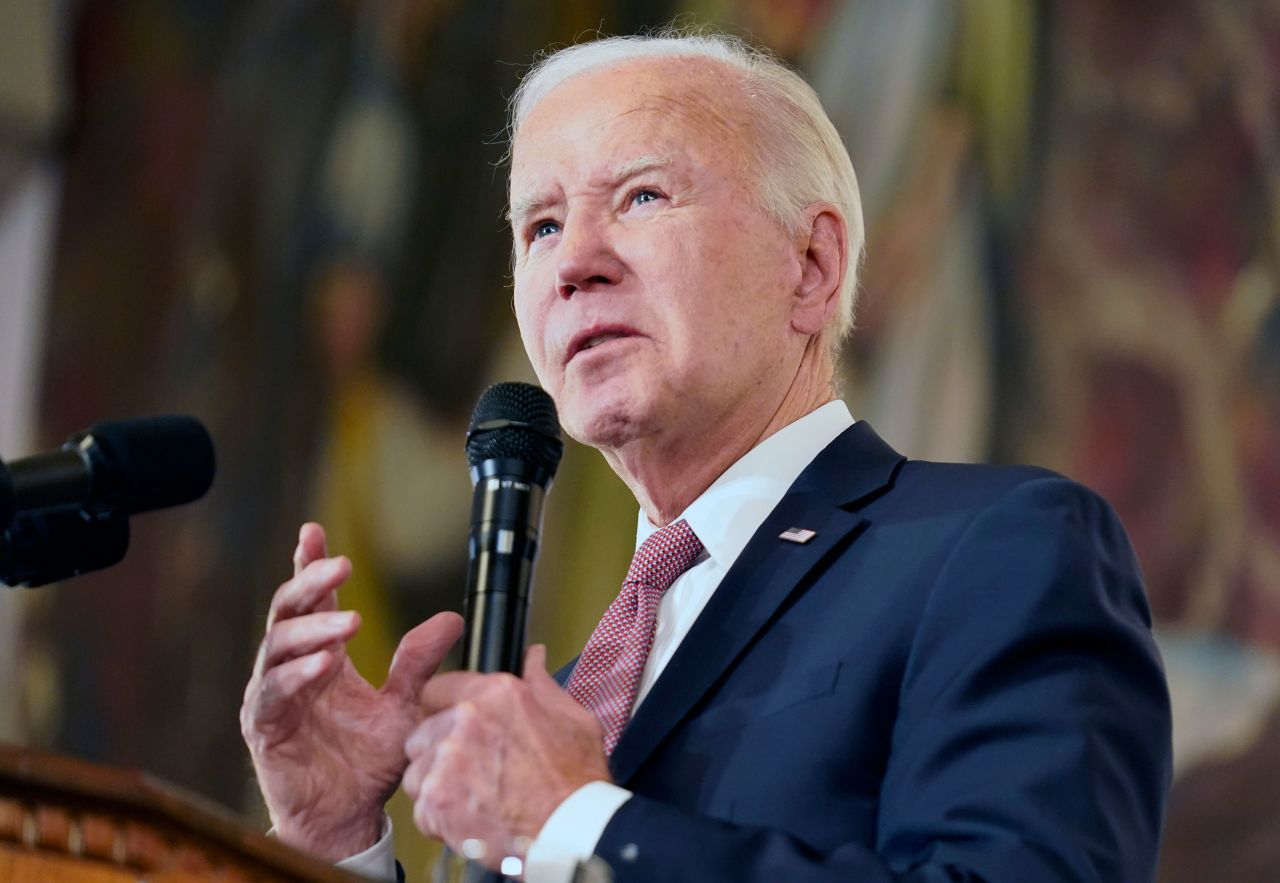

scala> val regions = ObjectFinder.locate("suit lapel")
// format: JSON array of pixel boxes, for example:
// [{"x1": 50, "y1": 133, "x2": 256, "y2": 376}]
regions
[{"x1": 607, "y1": 421, "x2": 905, "y2": 785}]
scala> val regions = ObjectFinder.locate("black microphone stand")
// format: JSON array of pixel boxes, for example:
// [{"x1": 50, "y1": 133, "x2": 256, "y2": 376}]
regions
[{"x1": 0, "y1": 456, "x2": 131, "y2": 588}]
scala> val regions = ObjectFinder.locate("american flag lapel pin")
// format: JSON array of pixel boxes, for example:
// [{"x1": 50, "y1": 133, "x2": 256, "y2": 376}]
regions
[{"x1": 779, "y1": 527, "x2": 817, "y2": 544}]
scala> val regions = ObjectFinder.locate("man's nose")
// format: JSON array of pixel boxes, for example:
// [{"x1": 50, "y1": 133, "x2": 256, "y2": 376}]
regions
[{"x1": 555, "y1": 213, "x2": 623, "y2": 299}]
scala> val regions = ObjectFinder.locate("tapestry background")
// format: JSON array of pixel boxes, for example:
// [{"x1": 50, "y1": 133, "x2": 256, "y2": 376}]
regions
[{"x1": 1, "y1": 2, "x2": 1276, "y2": 879}]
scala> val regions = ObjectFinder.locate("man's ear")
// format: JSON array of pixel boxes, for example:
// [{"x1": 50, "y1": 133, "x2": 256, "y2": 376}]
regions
[{"x1": 791, "y1": 205, "x2": 847, "y2": 336}]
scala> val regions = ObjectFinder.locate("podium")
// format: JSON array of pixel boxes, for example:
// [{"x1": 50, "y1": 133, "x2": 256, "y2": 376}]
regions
[{"x1": 0, "y1": 742, "x2": 363, "y2": 881}]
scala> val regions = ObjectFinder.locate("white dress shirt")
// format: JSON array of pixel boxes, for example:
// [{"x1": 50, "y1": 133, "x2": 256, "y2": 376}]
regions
[{"x1": 340, "y1": 401, "x2": 855, "y2": 882}]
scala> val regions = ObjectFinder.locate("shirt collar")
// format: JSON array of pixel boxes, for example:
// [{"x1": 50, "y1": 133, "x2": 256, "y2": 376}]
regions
[{"x1": 635, "y1": 400, "x2": 855, "y2": 566}]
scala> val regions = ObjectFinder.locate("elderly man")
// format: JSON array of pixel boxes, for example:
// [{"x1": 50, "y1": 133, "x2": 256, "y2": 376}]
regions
[{"x1": 241, "y1": 32, "x2": 1171, "y2": 883}]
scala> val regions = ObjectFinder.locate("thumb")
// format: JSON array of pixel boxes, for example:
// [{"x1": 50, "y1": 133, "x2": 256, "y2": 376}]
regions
[
  {"x1": 383, "y1": 611, "x2": 464, "y2": 703},
  {"x1": 523, "y1": 643, "x2": 562, "y2": 695}
]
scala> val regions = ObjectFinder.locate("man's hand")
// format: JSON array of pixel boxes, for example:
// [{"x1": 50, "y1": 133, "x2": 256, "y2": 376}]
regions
[
  {"x1": 240, "y1": 523, "x2": 464, "y2": 861},
  {"x1": 404, "y1": 644, "x2": 611, "y2": 870}
]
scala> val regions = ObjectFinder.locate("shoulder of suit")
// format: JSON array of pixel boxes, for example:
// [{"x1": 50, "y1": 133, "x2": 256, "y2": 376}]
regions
[{"x1": 883, "y1": 459, "x2": 1114, "y2": 520}]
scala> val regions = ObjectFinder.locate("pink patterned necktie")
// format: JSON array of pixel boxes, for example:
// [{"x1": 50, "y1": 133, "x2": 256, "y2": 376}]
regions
[{"x1": 567, "y1": 518, "x2": 704, "y2": 754}]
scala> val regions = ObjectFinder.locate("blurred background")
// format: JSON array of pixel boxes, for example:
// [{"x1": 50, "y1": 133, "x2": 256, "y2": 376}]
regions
[{"x1": 1, "y1": 0, "x2": 1277, "y2": 880}]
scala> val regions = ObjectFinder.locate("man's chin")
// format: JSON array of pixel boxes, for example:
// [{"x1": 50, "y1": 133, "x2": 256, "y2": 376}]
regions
[{"x1": 561, "y1": 399, "x2": 652, "y2": 451}]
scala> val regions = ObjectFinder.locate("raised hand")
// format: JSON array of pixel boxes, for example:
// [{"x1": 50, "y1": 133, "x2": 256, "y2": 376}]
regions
[{"x1": 240, "y1": 523, "x2": 463, "y2": 861}]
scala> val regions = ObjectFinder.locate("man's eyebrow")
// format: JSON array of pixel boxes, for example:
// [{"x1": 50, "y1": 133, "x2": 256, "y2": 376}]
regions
[
  {"x1": 606, "y1": 154, "x2": 673, "y2": 187},
  {"x1": 508, "y1": 155, "x2": 674, "y2": 225},
  {"x1": 508, "y1": 192, "x2": 557, "y2": 226}
]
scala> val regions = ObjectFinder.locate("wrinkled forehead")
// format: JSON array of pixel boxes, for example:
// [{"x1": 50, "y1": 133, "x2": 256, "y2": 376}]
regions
[{"x1": 508, "y1": 56, "x2": 757, "y2": 198}]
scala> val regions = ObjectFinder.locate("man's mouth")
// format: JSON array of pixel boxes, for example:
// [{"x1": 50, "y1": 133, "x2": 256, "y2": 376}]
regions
[
  {"x1": 567, "y1": 326, "x2": 638, "y2": 363},
  {"x1": 582, "y1": 332, "x2": 623, "y2": 350}
]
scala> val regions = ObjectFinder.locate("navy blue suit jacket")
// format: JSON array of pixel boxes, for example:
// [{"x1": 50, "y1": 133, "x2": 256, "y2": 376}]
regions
[{"x1": 559, "y1": 421, "x2": 1171, "y2": 882}]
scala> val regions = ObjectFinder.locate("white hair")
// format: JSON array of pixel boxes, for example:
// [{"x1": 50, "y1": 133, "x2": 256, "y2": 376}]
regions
[{"x1": 509, "y1": 28, "x2": 865, "y2": 343}]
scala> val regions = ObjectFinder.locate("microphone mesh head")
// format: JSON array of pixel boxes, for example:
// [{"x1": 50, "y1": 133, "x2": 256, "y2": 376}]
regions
[
  {"x1": 466, "y1": 382, "x2": 563, "y2": 477},
  {"x1": 83, "y1": 415, "x2": 216, "y2": 515}
]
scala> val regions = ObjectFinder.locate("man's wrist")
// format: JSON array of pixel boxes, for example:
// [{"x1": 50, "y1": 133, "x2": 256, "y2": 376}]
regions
[
  {"x1": 274, "y1": 810, "x2": 385, "y2": 863},
  {"x1": 524, "y1": 782, "x2": 633, "y2": 883},
  {"x1": 335, "y1": 816, "x2": 397, "y2": 881}
]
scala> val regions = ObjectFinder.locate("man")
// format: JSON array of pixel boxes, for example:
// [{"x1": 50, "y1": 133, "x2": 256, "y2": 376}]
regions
[{"x1": 240, "y1": 31, "x2": 1172, "y2": 882}]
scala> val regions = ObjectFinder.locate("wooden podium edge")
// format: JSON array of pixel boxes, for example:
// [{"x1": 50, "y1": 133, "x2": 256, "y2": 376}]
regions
[{"x1": 0, "y1": 742, "x2": 365, "y2": 881}]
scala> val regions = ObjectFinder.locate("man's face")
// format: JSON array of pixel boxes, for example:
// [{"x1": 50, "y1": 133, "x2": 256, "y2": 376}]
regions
[{"x1": 509, "y1": 58, "x2": 804, "y2": 452}]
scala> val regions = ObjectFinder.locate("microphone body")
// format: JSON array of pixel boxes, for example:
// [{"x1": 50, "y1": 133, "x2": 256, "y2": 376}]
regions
[
  {"x1": 1, "y1": 450, "x2": 90, "y2": 523},
  {"x1": 462, "y1": 383, "x2": 563, "y2": 674},
  {"x1": 464, "y1": 458, "x2": 550, "y2": 673}
]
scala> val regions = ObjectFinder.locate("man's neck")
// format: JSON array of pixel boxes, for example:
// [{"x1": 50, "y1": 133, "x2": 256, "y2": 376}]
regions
[{"x1": 603, "y1": 345, "x2": 837, "y2": 526}]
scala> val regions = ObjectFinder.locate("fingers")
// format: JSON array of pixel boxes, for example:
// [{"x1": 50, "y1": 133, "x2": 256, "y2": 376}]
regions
[
  {"x1": 252, "y1": 649, "x2": 339, "y2": 728},
  {"x1": 522, "y1": 643, "x2": 547, "y2": 676},
  {"x1": 404, "y1": 704, "x2": 494, "y2": 848},
  {"x1": 414, "y1": 643, "x2": 552, "y2": 719},
  {"x1": 522, "y1": 643, "x2": 563, "y2": 702},
  {"x1": 404, "y1": 668, "x2": 603, "y2": 867},
  {"x1": 522, "y1": 644, "x2": 557, "y2": 690},
  {"x1": 279, "y1": 524, "x2": 338, "y2": 623},
  {"x1": 418, "y1": 671, "x2": 497, "y2": 717},
  {"x1": 261, "y1": 610, "x2": 360, "y2": 670},
  {"x1": 241, "y1": 527, "x2": 357, "y2": 756},
  {"x1": 403, "y1": 708, "x2": 457, "y2": 800},
  {"x1": 524, "y1": 644, "x2": 580, "y2": 714},
  {"x1": 383, "y1": 611, "x2": 465, "y2": 703},
  {"x1": 268, "y1": 556, "x2": 351, "y2": 629},
  {"x1": 294, "y1": 523, "x2": 327, "y2": 577},
  {"x1": 248, "y1": 534, "x2": 354, "y2": 727}
]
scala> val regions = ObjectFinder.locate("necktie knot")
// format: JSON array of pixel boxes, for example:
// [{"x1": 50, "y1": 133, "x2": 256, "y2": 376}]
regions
[
  {"x1": 626, "y1": 518, "x2": 705, "y2": 595},
  {"x1": 567, "y1": 518, "x2": 704, "y2": 754}
]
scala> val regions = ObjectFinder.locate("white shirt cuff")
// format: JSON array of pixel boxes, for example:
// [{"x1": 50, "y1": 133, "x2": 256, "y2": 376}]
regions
[
  {"x1": 334, "y1": 815, "x2": 397, "y2": 881},
  {"x1": 524, "y1": 781, "x2": 632, "y2": 883}
]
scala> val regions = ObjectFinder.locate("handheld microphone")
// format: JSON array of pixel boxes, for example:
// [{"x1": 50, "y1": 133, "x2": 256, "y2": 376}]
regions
[
  {"x1": 0, "y1": 415, "x2": 216, "y2": 587},
  {"x1": 462, "y1": 382, "x2": 563, "y2": 673}
]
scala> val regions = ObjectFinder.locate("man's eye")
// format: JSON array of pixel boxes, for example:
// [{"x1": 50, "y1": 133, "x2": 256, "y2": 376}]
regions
[
  {"x1": 532, "y1": 220, "x2": 561, "y2": 241},
  {"x1": 631, "y1": 189, "x2": 662, "y2": 207}
]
